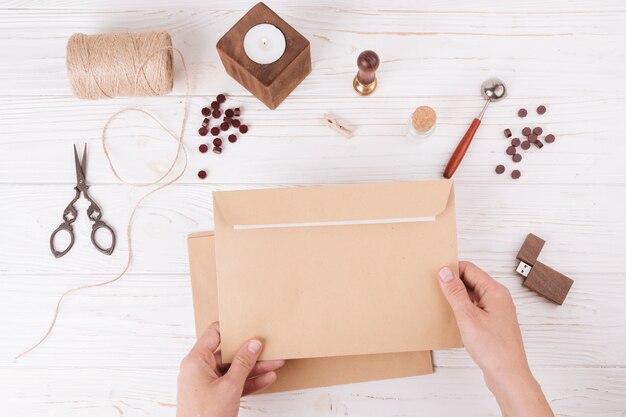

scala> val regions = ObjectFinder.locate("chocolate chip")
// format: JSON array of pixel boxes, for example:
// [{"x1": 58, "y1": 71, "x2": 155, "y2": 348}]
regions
[
  {"x1": 216, "y1": 94, "x2": 226, "y2": 103},
  {"x1": 512, "y1": 153, "x2": 522, "y2": 163},
  {"x1": 223, "y1": 116, "x2": 231, "y2": 123},
  {"x1": 534, "y1": 140, "x2": 544, "y2": 149},
  {"x1": 239, "y1": 124, "x2": 248, "y2": 134},
  {"x1": 197, "y1": 170, "x2": 207, "y2": 179},
  {"x1": 521, "y1": 140, "x2": 531, "y2": 150},
  {"x1": 528, "y1": 134, "x2": 538, "y2": 143},
  {"x1": 518, "y1": 108, "x2": 528, "y2": 118},
  {"x1": 234, "y1": 108, "x2": 241, "y2": 117},
  {"x1": 228, "y1": 134, "x2": 237, "y2": 143},
  {"x1": 506, "y1": 146, "x2": 517, "y2": 156},
  {"x1": 213, "y1": 138, "x2": 222, "y2": 147},
  {"x1": 522, "y1": 127, "x2": 532, "y2": 136},
  {"x1": 495, "y1": 165, "x2": 505, "y2": 174},
  {"x1": 220, "y1": 122, "x2": 229, "y2": 131},
  {"x1": 225, "y1": 109, "x2": 234, "y2": 118},
  {"x1": 511, "y1": 138, "x2": 521, "y2": 147},
  {"x1": 537, "y1": 105, "x2": 546, "y2": 115},
  {"x1": 211, "y1": 101, "x2": 220, "y2": 110},
  {"x1": 504, "y1": 128, "x2": 512, "y2": 138},
  {"x1": 198, "y1": 127, "x2": 208, "y2": 136},
  {"x1": 511, "y1": 170, "x2": 521, "y2": 179},
  {"x1": 213, "y1": 146, "x2": 222, "y2": 154},
  {"x1": 210, "y1": 127, "x2": 220, "y2": 136},
  {"x1": 201, "y1": 107, "x2": 211, "y2": 116},
  {"x1": 199, "y1": 144, "x2": 209, "y2": 153},
  {"x1": 533, "y1": 127, "x2": 543, "y2": 136},
  {"x1": 212, "y1": 109, "x2": 221, "y2": 118},
  {"x1": 545, "y1": 134, "x2": 555, "y2": 143},
  {"x1": 231, "y1": 119, "x2": 240, "y2": 128},
  {"x1": 202, "y1": 118, "x2": 210, "y2": 127}
]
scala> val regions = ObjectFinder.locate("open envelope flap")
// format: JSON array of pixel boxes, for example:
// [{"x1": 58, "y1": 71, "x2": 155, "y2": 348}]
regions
[{"x1": 214, "y1": 179, "x2": 453, "y2": 227}]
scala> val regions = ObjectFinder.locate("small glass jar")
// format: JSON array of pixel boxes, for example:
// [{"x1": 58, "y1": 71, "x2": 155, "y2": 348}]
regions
[{"x1": 407, "y1": 106, "x2": 437, "y2": 140}]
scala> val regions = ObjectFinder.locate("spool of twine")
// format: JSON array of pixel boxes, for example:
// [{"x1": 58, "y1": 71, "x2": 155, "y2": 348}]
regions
[{"x1": 67, "y1": 31, "x2": 174, "y2": 99}]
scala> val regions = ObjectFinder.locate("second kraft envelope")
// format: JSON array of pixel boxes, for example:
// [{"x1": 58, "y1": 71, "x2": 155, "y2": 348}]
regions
[{"x1": 214, "y1": 179, "x2": 463, "y2": 362}]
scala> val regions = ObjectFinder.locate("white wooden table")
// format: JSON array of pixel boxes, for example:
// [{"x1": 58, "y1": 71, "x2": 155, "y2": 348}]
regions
[{"x1": 1, "y1": 1, "x2": 625, "y2": 416}]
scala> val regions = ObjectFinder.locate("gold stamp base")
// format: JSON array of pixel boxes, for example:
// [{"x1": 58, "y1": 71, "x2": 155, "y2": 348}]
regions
[{"x1": 353, "y1": 75, "x2": 377, "y2": 96}]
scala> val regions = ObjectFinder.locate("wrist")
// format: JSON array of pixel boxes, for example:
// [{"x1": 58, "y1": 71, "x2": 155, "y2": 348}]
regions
[
  {"x1": 484, "y1": 367, "x2": 553, "y2": 417},
  {"x1": 484, "y1": 364, "x2": 534, "y2": 394}
]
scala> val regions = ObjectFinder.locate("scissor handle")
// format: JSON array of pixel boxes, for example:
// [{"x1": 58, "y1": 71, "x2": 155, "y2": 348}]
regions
[
  {"x1": 90, "y1": 220, "x2": 116, "y2": 256},
  {"x1": 50, "y1": 222, "x2": 75, "y2": 258}
]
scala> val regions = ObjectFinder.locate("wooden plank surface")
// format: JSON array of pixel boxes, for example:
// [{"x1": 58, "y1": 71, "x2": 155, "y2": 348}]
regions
[
  {"x1": 2, "y1": 367, "x2": 626, "y2": 417},
  {"x1": 1, "y1": 1, "x2": 625, "y2": 416}
]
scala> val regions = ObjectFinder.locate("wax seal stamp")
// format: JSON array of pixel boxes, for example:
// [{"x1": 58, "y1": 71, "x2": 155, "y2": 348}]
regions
[{"x1": 353, "y1": 50, "x2": 379, "y2": 95}]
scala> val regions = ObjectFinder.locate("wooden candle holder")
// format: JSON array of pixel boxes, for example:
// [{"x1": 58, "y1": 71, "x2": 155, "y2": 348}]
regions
[{"x1": 216, "y1": 2, "x2": 311, "y2": 110}]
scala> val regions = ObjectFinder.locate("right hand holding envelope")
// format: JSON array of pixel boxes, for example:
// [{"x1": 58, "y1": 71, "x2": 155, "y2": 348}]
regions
[{"x1": 438, "y1": 261, "x2": 554, "y2": 417}]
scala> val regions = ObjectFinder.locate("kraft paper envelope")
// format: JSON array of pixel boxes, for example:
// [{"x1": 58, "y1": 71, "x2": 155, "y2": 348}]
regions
[
  {"x1": 214, "y1": 179, "x2": 462, "y2": 362},
  {"x1": 187, "y1": 232, "x2": 433, "y2": 394}
]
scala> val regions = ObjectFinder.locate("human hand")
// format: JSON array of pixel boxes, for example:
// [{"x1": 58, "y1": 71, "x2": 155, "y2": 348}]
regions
[
  {"x1": 438, "y1": 262, "x2": 553, "y2": 417},
  {"x1": 176, "y1": 322, "x2": 285, "y2": 417}
]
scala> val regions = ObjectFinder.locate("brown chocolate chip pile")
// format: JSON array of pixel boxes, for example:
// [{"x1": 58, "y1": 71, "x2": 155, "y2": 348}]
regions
[
  {"x1": 495, "y1": 105, "x2": 556, "y2": 179},
  {"x1": 197, "y1": 94, "x2": 249, "y2": 178}
]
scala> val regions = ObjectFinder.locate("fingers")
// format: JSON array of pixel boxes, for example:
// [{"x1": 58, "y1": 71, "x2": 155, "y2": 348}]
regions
[
  {"x1": 249, "y1": 359, "x2": 285, "y2": 378},
  {"x1": 459, "y1": 261, "x2": 512, "y2": 309},
  {"x1": 190, "y1": 322, "x2": 221, "y2": 356},
  {"x1": 459, "y1": 261, "x2": 501, "y2": 293},
  {"x1": 438, "y1": 266, "x2": 476, "y2": 322},
  {"x1": 242, "y1": 371, "x2": 278, "y2": 396},
  {"x1": 224, "y1": 340, "x2": 263, "y2": 387},
  {"x1": 219, "y1": 357, "x2": 286, "y2": 378}
]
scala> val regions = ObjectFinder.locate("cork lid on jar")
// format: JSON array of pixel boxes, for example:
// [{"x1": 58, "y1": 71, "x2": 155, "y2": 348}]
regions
[{"x1": 411, "y1": 106, "x2": 437, "y2": 133}]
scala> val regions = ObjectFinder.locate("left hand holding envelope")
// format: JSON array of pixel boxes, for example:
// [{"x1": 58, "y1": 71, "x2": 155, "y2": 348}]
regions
[{"x1": 176, "y1": 322, "x2": 286, "y2": 417}]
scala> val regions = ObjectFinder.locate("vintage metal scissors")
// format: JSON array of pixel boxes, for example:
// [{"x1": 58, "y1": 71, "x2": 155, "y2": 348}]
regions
[{"x1": 50, "y1": 144, "x2": 116, "y2": 258}]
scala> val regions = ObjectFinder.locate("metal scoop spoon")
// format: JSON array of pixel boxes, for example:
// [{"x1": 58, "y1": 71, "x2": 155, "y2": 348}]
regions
[{"x1": 443, "y1": 78, "x2": 507, "y2": 178}]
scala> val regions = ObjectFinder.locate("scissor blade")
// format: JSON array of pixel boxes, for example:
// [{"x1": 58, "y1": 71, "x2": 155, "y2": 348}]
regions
[
  {"x1": 73, "y1": 144, "x2": 85, "y2": 185},
  {"x1": 81, "y1": 144, "x2": 87, "y2": 182}
]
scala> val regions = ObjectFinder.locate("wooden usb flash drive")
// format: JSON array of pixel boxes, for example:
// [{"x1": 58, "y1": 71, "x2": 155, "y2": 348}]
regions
[{"x1": 515, "y1": 233, "x2": 574, "y2": 305}]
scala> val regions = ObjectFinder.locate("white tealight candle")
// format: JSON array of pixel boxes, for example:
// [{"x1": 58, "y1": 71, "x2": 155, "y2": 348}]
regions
[{"x1": 243, "y1": 24, "x2": 286, "y2": 65}]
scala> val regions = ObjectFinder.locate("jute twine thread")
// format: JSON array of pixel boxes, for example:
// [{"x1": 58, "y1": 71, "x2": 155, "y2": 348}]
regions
[
  {"x1": 16, "y1": 33, "x2": 189, "y2": 359},
  {"x1": 67, "y1": 32, "x2": 174, "y2": 99}
]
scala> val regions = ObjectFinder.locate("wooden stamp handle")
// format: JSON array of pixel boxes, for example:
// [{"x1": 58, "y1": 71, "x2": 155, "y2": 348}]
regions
[
  {"x1": 357, "y1": 50, "x2": 379, "y2": 85},
  {"x1": 443, "y1": 118, "x2": 481, "y2": 179}
]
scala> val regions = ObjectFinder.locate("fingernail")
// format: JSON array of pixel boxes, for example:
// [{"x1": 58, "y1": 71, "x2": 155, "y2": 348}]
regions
[
  {"x1": 247, "y1": 340, "x2": 261, "y2": 353},
  {"x1": 439, "y1": 267, "x2": 454, "y2": 283}
]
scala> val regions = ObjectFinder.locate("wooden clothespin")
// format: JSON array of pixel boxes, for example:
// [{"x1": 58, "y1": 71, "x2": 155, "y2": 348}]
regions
[
  {"x1": 515, "y1": 233, "x2": 574, "y2": 305},
  {"x1": 322, "y1": 113, "x2": 355, "y2": 138}
]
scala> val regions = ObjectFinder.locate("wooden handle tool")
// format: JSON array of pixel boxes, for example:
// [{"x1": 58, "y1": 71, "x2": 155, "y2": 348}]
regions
[
  {"x1": 443, "y1": 77, "x2": 507, "y2": 178},
  {"x1": 443, "y1": 116, "x2": 482, "y2": 179}
]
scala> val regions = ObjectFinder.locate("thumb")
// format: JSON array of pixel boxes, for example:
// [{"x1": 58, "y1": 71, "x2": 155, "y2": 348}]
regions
[
  {"x1": 438, "y1": 266, "x2": 475, "y2": 321},
  {"x1": 225, "y1": 339, "x2": 263, "y2": 387}
]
